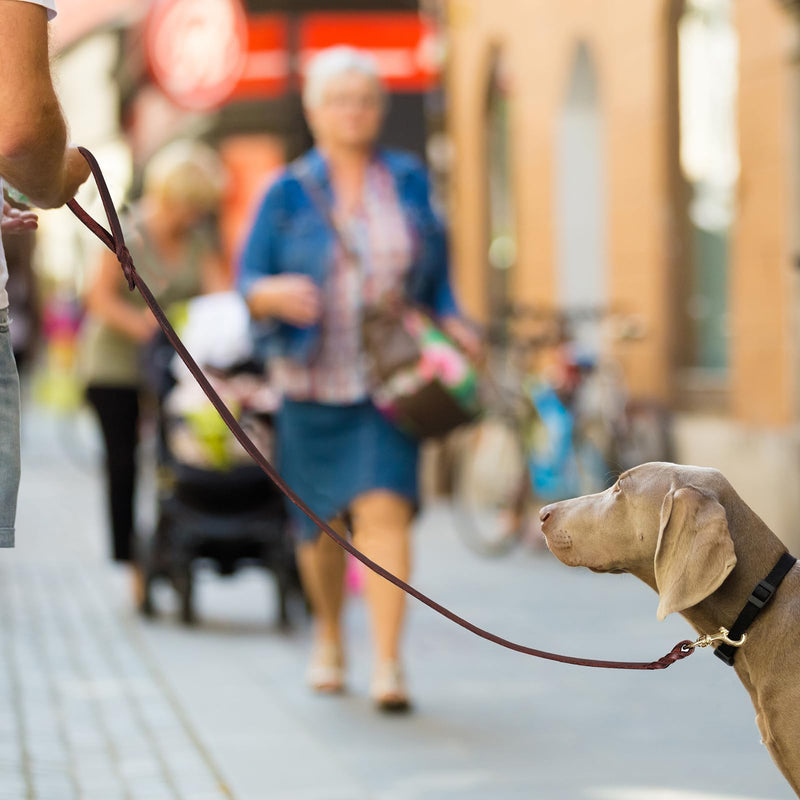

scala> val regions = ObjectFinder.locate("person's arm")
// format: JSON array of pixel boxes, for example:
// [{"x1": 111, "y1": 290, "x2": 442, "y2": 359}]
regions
[
  {"x1": 238, "y1": 181, "x2": 321, "y2": 328},
  {"x1": 85, "y1": 248, "x2": 158, "y2": 343},
  {"x1": 0, "y1": 1, "x2": 89, "y2": 208},
  {"x1": 238, "y1": 183, "x2": 281, "y2": 318},
  {"x1": 404, "y1": 163, "x2": 459, "y2": 315},
  {"x1": 407, "y1": 162, "x2": 484, "y2": 359}
]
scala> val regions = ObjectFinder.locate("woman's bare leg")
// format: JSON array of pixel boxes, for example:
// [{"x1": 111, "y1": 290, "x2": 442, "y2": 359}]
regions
[
  {"x1": 296, "y1": 518, "x2": 348, "y2": 648},
  {"x1": 350, "y1": 491, "x2": 413, "y2": 662}
]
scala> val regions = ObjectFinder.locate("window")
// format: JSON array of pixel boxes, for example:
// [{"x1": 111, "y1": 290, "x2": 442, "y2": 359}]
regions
[
  {"x1": 678, "y1": 0, "x2": 738, "y2": 372},
  {"x1": 554, "y1": 42, "x2": 607, "y2": 356}
]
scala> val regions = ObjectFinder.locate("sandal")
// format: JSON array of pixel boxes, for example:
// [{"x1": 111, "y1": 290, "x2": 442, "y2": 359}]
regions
[
  {"x1": 371, "y1": 660, "x2": 411, "y2": 713},
  {"x1": 306, "y1": 642, "x2": 345, "y2": 694}
]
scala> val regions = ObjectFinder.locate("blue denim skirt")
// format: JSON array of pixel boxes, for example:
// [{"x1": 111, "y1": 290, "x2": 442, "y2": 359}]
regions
[
  {"x1": 276, "y1": 399, "x2": 419, "y2": 541},
  {"x1": 0, "y1": 307, "x2": 20, "y2": 547}
]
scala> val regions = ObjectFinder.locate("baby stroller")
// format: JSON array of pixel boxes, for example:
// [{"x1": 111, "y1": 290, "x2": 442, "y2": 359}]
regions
[{"x1": 137, "y1": 292, "x2": 300, "y2": 626}]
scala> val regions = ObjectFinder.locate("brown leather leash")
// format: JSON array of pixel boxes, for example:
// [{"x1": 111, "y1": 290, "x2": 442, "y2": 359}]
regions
[{"x1": 67, "y1": 146, "x2": 694, "y2": 671}]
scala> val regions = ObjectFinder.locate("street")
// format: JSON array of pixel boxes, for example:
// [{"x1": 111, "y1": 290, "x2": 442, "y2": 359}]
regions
[{"x1": 3, "y1": 407, "x2": 793, "y2": 800}]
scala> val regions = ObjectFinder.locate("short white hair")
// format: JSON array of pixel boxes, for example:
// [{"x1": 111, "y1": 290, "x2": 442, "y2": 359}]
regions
[{"x1": 302, "y1": 46, "x2": 384, "y2": 109}]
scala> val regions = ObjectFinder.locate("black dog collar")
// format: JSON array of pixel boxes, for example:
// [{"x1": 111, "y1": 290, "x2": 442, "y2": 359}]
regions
[{"x1": 715, "y1": 551, "x2": 797, "y2": 666}]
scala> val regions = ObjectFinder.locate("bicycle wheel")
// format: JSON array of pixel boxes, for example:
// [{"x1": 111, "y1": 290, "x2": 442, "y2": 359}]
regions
[{"x1": 450, "y1": 416, "x2": 530, "y2": 557}]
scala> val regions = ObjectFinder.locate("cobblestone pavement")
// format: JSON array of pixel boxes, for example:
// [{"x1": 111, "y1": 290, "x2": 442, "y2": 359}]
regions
[
  {"x1": 5, "y1": 408, "x2": 796, "y2": 800},
  {"x1": 3, "y1": 411, "x2": 232, "y2": 800}
]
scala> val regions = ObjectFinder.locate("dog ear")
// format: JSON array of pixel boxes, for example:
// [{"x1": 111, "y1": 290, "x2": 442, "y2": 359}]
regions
[{"x1": 654, "y1": 486, "x2": 737, "y2": 621}]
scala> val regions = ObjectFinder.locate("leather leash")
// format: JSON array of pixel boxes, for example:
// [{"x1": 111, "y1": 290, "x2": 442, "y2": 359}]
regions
[{"x1": 67, "y1": 146, "x2": 694, "y2": 671}]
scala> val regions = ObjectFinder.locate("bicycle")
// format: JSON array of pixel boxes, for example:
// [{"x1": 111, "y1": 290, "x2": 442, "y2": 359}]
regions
[{"x1": 450, "y1": 305, "x2": 673, "y2": 557}]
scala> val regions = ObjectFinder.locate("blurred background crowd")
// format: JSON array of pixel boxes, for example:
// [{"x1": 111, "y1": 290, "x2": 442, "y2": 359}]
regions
[{"x1": 13, "y1": 0, "x2": 800, "y2": 550}]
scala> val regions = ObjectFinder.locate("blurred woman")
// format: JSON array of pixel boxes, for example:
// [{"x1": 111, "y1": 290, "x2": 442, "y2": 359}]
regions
[
  {"x1": 81, "y1": 140, "x2": 228, "y2": 601},
  {"x1": 238, "y1": 47, "x2": 479, "y2": 711}
]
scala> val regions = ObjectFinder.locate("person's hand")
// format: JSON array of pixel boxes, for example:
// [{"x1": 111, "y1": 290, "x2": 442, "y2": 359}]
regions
[
  {"x1": 441, "y1": 316, "x2": 484, "y2": 363},
  {"x1": 248, "y1": 274, "x2": 322, "y2": 328},
  {"x1": 1, "y1": 201, "x2": 37, "y2": 234},
  {"x1": 58, "y1": 146, "x2": 92, "y2": 205}
]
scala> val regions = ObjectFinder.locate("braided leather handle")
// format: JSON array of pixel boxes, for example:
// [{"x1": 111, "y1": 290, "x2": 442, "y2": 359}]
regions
[{"x1": 67, "y1": 146, "x2": 694, "y2": 671}]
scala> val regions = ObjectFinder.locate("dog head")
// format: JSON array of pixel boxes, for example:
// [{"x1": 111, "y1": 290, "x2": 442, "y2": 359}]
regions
[{"x1": 539, "y1": 462, "x2": 737, "y2": 620}]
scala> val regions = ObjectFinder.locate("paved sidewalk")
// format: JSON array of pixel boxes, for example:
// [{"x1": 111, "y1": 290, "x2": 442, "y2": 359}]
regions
[
  {"x1": 6, "y1": 408, "x2": 796, "y2": 800},
  {"x1": 5, "y1": 413, "x2": 231, "y2": 800}
]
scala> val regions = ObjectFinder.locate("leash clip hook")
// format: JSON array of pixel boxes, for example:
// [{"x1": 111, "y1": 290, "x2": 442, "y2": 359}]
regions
[{"x1": 684, "y1": 626, "x2": 747, "y2": 652}]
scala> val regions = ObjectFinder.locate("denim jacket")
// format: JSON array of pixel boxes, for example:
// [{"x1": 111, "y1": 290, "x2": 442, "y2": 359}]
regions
[{"x1": 237, "y1": 147, "x2": 459, "y2": 364}]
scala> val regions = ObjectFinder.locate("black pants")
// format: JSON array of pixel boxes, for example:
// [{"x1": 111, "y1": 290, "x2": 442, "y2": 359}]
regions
[{"x1": 85, "y1": 385, "x2": 140, "y2": 563}]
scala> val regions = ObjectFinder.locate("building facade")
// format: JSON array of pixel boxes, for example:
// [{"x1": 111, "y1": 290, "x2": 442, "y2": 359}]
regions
[{"x1": 444, "y1": 0, "x2": 800, "y2": 546}]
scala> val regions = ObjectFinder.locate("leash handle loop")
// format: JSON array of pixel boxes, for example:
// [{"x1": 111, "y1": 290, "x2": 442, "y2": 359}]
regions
[{"x1": 67, "y1": 147, "x2": 695, "y2": 672}]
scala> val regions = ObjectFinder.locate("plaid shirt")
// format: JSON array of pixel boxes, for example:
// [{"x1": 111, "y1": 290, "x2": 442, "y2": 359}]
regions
[{"x1": 272, "y1": 163, "x2": 412, "y2": 403}]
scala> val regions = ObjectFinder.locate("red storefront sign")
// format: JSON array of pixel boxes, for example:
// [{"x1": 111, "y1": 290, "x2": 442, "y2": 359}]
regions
[
  {"x1": 145, "y1": 0, "x2": 249, "y2": 111},
  {"x1": 230, "y1": 16, "x2": 290, "y2": 101},
  {"x1": 147, "y1": 8, "x2": 438, "y2": 109},
  {"x1": 299, "y1": 13, "x2": 440, "y2": 92}
]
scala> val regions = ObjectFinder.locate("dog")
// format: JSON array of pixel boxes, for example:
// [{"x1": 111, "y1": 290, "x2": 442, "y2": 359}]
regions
[{"x1": 539, "y1": 462, "x2": 800, "y2": 796}]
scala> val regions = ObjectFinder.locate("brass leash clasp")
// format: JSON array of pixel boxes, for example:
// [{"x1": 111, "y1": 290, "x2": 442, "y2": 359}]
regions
[{"x1": 683, "y1": 626, "x2": 747, "y2": 652}]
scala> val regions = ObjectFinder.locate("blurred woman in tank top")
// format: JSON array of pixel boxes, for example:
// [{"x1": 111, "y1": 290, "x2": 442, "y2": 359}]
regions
[{"x1": 80, "y1": 141, "x2": 228, "y2": 602}]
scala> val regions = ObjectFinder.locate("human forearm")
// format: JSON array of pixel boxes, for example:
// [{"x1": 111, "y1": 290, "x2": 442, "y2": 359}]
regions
[
  {"x1": 245, "y1": 277, "x2": 279, "y2": 320},
  {"x1": 86, "y1": 254, "x2": 157, "y2": 343},
  {"x1": 245, "y1": 275, "x2": 321, "y2": 328},
  {"x1": 88, "y1": 299, "x2": 156, "y2": 344}
]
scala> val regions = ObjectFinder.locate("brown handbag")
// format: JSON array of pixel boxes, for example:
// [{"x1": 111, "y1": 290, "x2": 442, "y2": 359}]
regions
[{"x1": 360, "y1": 299, "x2": 420, "y2": 384}]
